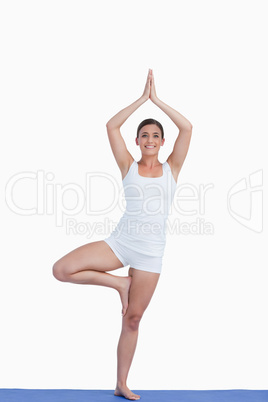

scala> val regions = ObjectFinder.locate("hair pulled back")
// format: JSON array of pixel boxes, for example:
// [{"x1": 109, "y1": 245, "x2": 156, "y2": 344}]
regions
[{"x1": 137, "y1": 118, "x2": 164, "y2": 139}]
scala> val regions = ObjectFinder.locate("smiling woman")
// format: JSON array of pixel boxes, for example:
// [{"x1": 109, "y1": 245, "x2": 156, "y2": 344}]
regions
[
  {"x1": 53, "y1": 69, "x2": 192, "y2": 401},
  {"x1": 135, "y1": 120, "x2": 165, "y2": 170}
]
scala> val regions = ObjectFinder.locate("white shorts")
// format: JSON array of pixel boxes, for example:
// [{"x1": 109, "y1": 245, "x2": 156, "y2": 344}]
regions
[{"x1": 104, "y1": 235, "x2": 162, "y2": 274}]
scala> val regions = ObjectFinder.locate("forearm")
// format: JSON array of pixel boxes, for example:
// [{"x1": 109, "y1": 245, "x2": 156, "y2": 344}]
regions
[
  {"x1": 153, "y1": 97, "x2": 192, "y2": 131},
  {"x1": 106, "y1": 96, "x2": 147, "y2": 129}
]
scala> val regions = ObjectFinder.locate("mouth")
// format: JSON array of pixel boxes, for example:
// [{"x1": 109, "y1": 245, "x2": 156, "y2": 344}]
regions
[{"x1": 145, "y1": 146, "x2": 155, "y2": 149}]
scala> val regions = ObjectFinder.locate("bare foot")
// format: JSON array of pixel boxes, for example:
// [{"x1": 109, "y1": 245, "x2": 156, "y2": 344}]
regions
[
  {"x1": 118, "y1": 276, "x2": 132, "y2": 316},
  {"x1": 114, "y1": 385, "x2": 140, "y2": 400}
]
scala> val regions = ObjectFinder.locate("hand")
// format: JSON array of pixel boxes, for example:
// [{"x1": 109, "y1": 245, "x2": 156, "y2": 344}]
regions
[
  {"x1": 149, "y1": 69, "x2": 158, "y2": 103},
  {"x1": 142, "y1": 69, "x2": 151, "y2": 100}
]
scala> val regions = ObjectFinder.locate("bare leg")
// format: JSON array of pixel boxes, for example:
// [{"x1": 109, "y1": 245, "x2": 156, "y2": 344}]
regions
[
  {"x1": 53, "y1": 241, "x2": 160, "y2": 399},
  {"x1": 114, "y1": 267, "x2": 160, "y2": 400},
  {"x1": 53, "y1": 240, "x2": 131, "y2": 316}
]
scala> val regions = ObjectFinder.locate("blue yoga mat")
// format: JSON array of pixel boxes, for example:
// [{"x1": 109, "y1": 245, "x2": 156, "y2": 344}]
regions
[{"x1": 1, "y1": 389, "x2": 268, "y2": 402}]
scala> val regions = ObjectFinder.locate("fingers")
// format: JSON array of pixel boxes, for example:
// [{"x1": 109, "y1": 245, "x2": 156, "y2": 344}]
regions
[
  {"x1": 142, "y1": 69, "x2": 154, "y2": 100},
  {"x1": 147, "y1": 69, "x2": 152, "y2": 84},
  {"x1": 148, "y1": 69, "x2": 157, "y2": 102},
  {"x1": 148, "y1": 69, "x2": 154, "y2": 86},
  {"x1": 146, "y1": 73, "x2": 151, "y2": 91},
  {"x1": 146, "y1": 69, "x2": 152, "y2": 90}
]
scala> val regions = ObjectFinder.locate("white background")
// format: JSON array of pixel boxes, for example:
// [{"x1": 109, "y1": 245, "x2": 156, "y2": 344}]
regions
[{"x1": 1, "y1": 0, "x2": 267, "y2": 391}]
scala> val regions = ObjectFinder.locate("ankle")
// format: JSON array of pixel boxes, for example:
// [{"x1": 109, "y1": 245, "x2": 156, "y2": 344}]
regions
[
  {"x1": 116, "y1": 380, "x2": 127, "y2": 388},
  {"x1": 117, "y1": 276, "x2": 129, "y2": 294}
]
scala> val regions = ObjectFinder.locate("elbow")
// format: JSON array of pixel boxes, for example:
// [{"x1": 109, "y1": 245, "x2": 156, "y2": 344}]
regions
[
  {"x1": 106, "y1": 121, "x2": 120, "y2": 134},
  {"x1": 181, "y1": 122, "x2": 193, "y2": 132},
  {"x1": 106, "y1": 121, "x2": 116, "y2": 131},
  {"x1": 181, "y1": 124, "x2": 193, "y2": 133},
  {"x1": 106, "y1": 118, "x2": 113, "y2": 128},
  {"x1": 106, "y1": 122, "x2": 113, "y2": 134}
]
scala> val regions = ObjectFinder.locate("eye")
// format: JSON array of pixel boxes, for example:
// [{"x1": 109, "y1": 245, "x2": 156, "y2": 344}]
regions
[{"x1": 142, "y1": 134, "x2": 148, "y2": 137}]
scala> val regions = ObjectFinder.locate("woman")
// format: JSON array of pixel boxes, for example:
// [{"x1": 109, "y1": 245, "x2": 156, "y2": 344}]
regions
[{"x1": 53, "y1": 69, "x2": 192, "y2": 400}]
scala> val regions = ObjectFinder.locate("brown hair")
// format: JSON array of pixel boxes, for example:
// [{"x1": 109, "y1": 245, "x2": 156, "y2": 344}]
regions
[{"x1": 137, "y1": 118, "x2": 164, "y2": 139}]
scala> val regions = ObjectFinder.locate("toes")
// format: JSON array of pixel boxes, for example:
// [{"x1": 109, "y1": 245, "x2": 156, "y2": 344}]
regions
[{"x1": 114, "y1": 389, "x2": 140, "y2": 400}]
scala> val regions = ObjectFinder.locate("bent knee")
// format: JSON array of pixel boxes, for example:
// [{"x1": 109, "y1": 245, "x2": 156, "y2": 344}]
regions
[
  {"x1": 52, "y1": 260, "x2": 69, "y2": 282},
  {"x1": 125, "y1": 314, "x2": 143, "y2": 331}
]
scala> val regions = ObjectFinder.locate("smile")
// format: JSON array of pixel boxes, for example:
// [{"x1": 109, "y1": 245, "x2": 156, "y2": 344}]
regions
[{"x1": 145, "y1": 146, "x2": 155, "y2": 148}]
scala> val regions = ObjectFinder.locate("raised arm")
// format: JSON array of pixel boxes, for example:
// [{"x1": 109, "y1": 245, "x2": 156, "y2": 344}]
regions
[
  {"x1": 106, "y1": 71, "x2": 151, "y2": 179},
  {"x1": 150, "y1": 70, "x2": 193, "y2": 181}
]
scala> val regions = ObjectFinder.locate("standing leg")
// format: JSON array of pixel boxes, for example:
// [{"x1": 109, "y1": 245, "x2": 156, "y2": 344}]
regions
[{"x1": 114, "y1": 267, "x2": 160, "y2": 400}]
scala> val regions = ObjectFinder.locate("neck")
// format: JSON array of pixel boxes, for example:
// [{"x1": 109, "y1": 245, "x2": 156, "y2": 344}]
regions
[{"x1": 138, "y1": 155, "x2": 161, "y2": 167}]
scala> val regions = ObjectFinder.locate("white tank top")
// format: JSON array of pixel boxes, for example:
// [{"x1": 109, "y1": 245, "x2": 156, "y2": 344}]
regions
[{"x1": 110, "y1": 160, "x2": 177, "y2": 257}]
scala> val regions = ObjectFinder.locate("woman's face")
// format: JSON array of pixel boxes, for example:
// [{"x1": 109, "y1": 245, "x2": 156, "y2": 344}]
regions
[{"x1": 135, "y1": 124, "x2": 165, "y2": 154}]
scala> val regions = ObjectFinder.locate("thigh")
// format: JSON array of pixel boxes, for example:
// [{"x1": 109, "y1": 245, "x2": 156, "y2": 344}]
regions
[
  {"x1": 54, "y1": 240, "x2": 125, "y2": 275},
  {"x1": 126, "y1": 267, "x2": 160, "y2": 316}
]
